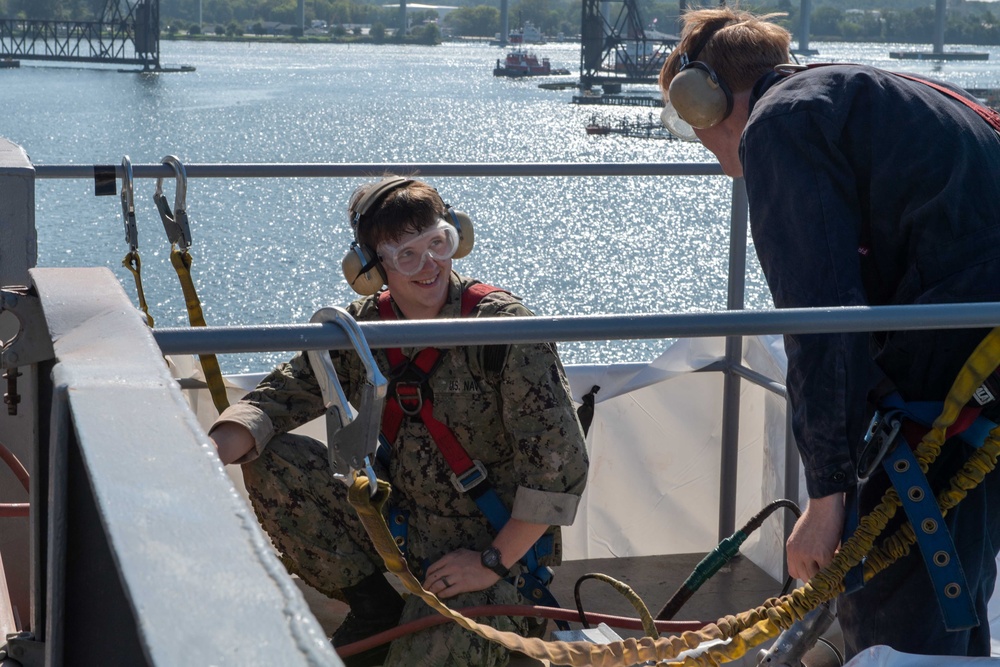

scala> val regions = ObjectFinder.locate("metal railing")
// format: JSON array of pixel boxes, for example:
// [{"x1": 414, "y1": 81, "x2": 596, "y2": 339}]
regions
[
  {"x1": 6, "y1": 146, "x2": 1000, "y2": 663},
  {"x1": 27, "y1": 157, "x2": 1000, "y2": 542}
]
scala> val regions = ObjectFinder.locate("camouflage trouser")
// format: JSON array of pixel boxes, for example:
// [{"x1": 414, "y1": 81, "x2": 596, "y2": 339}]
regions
[{"x1": 241, "y1": 434, "x2": 530, "y2": 667}]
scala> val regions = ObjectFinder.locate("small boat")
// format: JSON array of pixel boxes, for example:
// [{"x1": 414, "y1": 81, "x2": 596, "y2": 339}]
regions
[
  {"x1": 493, "y1": 49, "x2": 569, "y2": 77},
  {"x1": 508, "y1": 21, "x2": 544, "y2": 44},
  {"x1": 585, "y1": 114, "x2": 611, "y2": 134}
]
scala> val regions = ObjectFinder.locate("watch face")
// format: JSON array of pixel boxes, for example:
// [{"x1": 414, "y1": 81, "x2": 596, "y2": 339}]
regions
[{"x1": 483, "y1": 547, "x2": 500, "y2": 567}]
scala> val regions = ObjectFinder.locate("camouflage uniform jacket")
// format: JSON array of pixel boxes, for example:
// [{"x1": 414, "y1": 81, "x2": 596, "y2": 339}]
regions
[{"x1": 215, "y1": 272, "x2": 589, "y2": 565}]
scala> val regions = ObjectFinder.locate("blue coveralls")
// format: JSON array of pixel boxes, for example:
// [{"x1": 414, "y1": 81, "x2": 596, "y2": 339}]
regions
[{"x1": 740, "y1": 65, "x2": 1000, "y2": 657}]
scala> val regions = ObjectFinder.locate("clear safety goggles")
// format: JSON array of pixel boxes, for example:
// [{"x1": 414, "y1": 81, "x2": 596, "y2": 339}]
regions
[
  {"x1": 377, "y1": 219, "x2": 460, "y2": 276},
  {"x1": 660, "y1": 102, "x2": 700, "y2": 143}
]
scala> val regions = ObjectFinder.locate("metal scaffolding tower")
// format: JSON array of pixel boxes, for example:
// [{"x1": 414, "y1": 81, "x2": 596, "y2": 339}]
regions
[
  {"x1": 0, "y1": 0, "x2": 161, "y2": 71},
  {"x1": 580, "y1": 0, "x2": 677, "y2": 90}
]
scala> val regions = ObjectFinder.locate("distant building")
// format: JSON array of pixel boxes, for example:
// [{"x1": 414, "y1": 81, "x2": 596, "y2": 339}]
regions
[{"x1": 381, "y1": 2, "x2": 460, "y2": 19}]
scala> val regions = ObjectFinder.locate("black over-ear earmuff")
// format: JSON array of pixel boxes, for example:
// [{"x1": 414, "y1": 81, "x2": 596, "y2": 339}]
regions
[
  {"x1": 341, "y1": 177, "x2": 476, "y2": 295},
  {"x1": 667, "y1": 54, "x2": 734, "y2": 130}
]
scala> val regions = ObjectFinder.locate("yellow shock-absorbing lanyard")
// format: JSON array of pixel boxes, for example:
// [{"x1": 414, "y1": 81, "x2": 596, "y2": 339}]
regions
[
  {"x1": 155, "y1": 155, "x2": 230, "y2": 415},
  {"x1": 348, "y1": 325, "x2": 1000, "y2": 666}
]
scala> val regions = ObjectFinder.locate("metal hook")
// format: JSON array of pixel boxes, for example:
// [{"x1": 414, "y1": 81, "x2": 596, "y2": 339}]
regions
[
  {"x1": 153, "y1": 155, "x2": 192, "y2": 251},
  {"x1": 120, "y1": 155, "x2": 138, "y2": 253},
  {"x1": 307, "y1": 306, "x2": 387, "y2": 494}
]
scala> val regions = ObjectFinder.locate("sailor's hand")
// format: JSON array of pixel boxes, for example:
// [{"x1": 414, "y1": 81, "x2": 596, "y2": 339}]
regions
[
  {"x1": 786, "y1": 492, "x2": 845, "y2": 582},
  {"x1": 424, "y1": 549, "x2": 499, "y2": 599}
]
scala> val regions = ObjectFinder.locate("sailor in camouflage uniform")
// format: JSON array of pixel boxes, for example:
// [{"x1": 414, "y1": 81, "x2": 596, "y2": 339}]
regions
[{"x1": 210, "y1": 176, "x2": 589, "y2": 667}]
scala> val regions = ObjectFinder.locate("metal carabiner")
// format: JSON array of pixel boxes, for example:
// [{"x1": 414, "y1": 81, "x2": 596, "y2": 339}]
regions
[
  {"x1": 307, "y1": 306, "x2": 388, "y2": 494},
  {"x1": 120, "y1": 155, "x2": 138, "y2": 253},
  {"x1": 858, "y1": 408, "x2": 904, "y2": 481},
  {"x1": 153, "y1": 155, "x2": 193, "y2": 251}
]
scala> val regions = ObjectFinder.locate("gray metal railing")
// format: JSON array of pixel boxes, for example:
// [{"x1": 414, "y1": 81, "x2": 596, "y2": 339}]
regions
[
  {"x1": 27, "y1": 155, "x2": 1000, "y2": 547},
  {"x1": 7, "y1": 145, "x2": 1000, "y2": 664}
]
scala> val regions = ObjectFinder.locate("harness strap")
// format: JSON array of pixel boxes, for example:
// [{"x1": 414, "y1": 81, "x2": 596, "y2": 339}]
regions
[
  {"x1": 376, "y1": 284, "x2": 564, "y2": 618},
  {"x1": 169, "y1": 248, "x2": 230, "y2": 415},
  {"x1": 845, "y1": 392, "x2": 998, "y2": 629},
  {"x1": 881, "y1": 436, "x2": 978, "y2": 630},
  {"x1": 122, "y1": 250, "x2": 154, "y2": 328}
]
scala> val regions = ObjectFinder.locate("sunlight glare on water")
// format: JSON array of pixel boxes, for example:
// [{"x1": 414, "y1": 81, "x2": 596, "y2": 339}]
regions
[{"x1": 5, "y1": 39, "x2": 999, "y2": 371}]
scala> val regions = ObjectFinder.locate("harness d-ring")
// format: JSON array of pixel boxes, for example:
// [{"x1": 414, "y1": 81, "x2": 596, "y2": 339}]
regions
[
  {"x1": 119, "y1": 155, "x2": 154, "y2": 327},
  {"x1": 308, "y1": 306, "x2": 388, "y2": 494}
]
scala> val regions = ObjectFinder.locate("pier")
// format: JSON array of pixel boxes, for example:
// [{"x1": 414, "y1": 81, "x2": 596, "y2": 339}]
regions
[
  {"x1": 572, "y1": 94, "x2": 662, "y2": 107},
  {"x1": 0, "y1": 0, "x2": 168, "y2": 71}
]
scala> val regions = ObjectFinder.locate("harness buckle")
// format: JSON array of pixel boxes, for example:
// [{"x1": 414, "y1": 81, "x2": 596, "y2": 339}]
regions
[
  {"x1": 395, "y1": 381, "x2": 424, "y2": 416},
  {"x1": 450, "y1": 459, "x2": 488, "y2": 493},
  {"x1": 858, "y1": 408, "x2": 903, "y2": 481}
]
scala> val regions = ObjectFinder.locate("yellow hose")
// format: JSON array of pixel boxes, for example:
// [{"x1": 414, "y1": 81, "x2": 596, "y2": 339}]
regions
[{"x1": 348, "y1": 325, "x2": 1000, "y2": 665}]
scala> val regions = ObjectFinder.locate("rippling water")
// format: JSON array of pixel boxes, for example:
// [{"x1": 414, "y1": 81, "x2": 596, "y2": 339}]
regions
[{"x1": 4, "y1": 39, "x2": 1000, "y2": 371}]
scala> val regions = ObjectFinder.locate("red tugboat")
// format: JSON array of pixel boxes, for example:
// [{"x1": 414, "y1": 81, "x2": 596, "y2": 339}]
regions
[{"x1": 493, "y1": 50, "x2": 569, "y2": 77}]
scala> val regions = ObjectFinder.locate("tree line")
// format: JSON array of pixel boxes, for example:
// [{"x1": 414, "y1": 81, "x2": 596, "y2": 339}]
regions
[{"x1": 5, "y1": 0, "x2": 1000, "y2": 45}]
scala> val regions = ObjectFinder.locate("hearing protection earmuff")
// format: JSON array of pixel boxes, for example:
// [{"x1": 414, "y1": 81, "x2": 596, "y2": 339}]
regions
[
  {"x1": 666, "y1": 53, "x2": 734, "y2": 130},
  {"x1": 341, "y1": 176, "x2": 475, "y2": 296}
]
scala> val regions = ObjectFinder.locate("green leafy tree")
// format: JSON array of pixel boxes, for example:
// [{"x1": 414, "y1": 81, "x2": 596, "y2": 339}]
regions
[
  {"x1": 416, "y1": 21, "x2": 440, "y2": 43},
  {"x1": 513, "y1": 0, "x2": 560, "y2": 33},
  {"x1": 810, "y1": 6, "x2": 843, "y2": 36},
  {"x1": 329, "y1": 0, "x2": 352, "y2": 25},
  {"x1": 10, "y1": 0, "x2": 59, "y2": 19},
  {"x1": 445, "y1": 5, "x2": 499, "y2": 37},
  {"x1": 370, "y1": 20, "x2": 385, "y2": 41}
]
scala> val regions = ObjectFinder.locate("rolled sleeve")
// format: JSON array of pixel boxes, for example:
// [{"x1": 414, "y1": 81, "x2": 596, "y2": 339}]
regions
[
  {"x1": 512, "y1": 487, "x2": 581, "y2": 526},
  {"x1": 210, "y1": 403, "x2": 275, "y2": 464}
]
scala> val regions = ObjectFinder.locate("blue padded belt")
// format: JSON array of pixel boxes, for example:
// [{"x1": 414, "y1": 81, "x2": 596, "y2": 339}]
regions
[{"x1": 882, "y1": 438, "x2": 978, "y2": 630}]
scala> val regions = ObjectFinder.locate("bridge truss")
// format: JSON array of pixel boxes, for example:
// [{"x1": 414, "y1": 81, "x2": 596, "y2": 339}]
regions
[
  {"x1": 0, "y1": 0, "x2": 160, "y2": 70},
  {"x1": 580, "y1": 0, "x2": 677, "y2": 89}
]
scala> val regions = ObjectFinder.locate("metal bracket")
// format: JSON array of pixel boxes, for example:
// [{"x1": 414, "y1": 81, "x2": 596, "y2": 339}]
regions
[
  {"x1": 1, "y1": 286, "x2": 54, "y2": 369},
  {"x1": 2, "y1": 632, "x2": 45, "y2": 667},
  {"x1": 307, "y1": 307, "x2": 387, "y2": 482}
]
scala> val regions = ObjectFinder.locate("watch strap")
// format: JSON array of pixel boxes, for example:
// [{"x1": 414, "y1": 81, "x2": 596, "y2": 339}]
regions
[{"x1": 480, "y1": 546, "x2": 509, "y2": 578}]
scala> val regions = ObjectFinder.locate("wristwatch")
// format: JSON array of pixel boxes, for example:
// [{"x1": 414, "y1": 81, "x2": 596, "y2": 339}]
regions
[{"x1": 480, "y1": 545, "x2": 509, "y2": 578}]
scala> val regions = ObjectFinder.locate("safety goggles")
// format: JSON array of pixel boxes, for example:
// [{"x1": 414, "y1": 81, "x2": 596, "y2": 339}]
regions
[
  {"x1": 377, "y1": 219, "x2": 460, "y2": 276},
  {"x1": 660, "y1": 102, "x2": 700, "y2": 143},
  {"x1": 659, "y1": 53, "x2": 717, "y2": 143}
]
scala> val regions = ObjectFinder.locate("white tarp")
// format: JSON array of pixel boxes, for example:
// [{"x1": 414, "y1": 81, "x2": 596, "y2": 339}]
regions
[{"x1": 561, "y1": 335, "x2": 801, "y2": 586}]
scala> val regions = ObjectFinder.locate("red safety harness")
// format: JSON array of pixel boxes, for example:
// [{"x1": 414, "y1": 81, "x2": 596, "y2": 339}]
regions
[
  {"x1": 376, "y1": 283, "x2": 565, "y2": 619},
  {"x1": 378, "y1": 283, "x2": 504, "y2": 493}
]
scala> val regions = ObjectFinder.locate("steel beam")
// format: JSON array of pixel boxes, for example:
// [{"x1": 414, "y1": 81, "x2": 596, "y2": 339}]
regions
[{"x1": 30, "y1": 267, "x2": 340, "y2": 666}]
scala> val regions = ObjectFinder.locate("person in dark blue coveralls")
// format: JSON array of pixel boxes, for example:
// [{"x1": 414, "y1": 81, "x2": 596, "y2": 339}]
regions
[{"x1": 659, "y1": 7, "x2": 1000, "y2": 660}]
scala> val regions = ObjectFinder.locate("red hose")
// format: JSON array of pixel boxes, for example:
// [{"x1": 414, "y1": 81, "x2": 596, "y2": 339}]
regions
[
  {"x1": 337, "y1": 604, "x2": 708, "y2": 658},
  {"x1": 0, "y1": 441, "x2": 29, "y2": 492},
  {"x1": 0, "y1": 504, "x2": 28, "y2": 517},
  {"x1": 0, "y1": 440, "x2": 30, "y2": 518}
]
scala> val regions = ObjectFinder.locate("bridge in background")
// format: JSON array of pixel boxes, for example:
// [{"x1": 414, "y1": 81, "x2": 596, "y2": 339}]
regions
[
  {"x1": 579, "y1": 0, "x2": 676, "y2": 90},
  {"x1": 0, "y1": 0, "x2": 161, "y2": 71}
]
